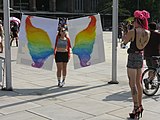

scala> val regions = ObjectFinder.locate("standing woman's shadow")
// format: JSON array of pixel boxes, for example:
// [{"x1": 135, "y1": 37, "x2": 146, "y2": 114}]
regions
[{"x1": 103, "y1": 90, "x2": 132, "y2": 102}]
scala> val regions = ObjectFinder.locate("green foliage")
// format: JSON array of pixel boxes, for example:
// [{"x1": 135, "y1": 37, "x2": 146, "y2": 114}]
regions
[
  {"x1": 97, "y1": 0, "x2": 160, "y2": 22},
  {"x1": 97, "y1": 0, "x2": 131, "y2": 16},
  {"x1": 124, "y1": 17, "x2": 134, "y2": 23},
  {"x1": 97, "y1": 0, "x2": 112, "y2": 14}
]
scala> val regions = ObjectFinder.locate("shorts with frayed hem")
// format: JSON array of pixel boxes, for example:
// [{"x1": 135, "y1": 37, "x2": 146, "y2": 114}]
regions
[{"x1": 127, "y1": 53, "x2": 143, "y2": 69}]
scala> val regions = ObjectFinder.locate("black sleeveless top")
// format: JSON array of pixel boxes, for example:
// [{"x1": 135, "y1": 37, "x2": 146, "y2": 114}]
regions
[
  {"x1": 144, "y1": 31, "x2": 160, "y2": 57},
  {"x1": 128, "y1": 29, "x2": 143, "y2": 53}
]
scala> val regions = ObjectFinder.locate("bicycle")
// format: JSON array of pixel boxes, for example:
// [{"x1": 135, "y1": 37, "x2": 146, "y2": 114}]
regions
[{"x1": 141, "y1": 56, "x2": 160, "y2": 96}]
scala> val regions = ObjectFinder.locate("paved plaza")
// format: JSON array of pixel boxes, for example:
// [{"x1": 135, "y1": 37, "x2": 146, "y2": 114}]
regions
[{"x1": 0, "y1": 32, "x2": 160, "y2": 120}]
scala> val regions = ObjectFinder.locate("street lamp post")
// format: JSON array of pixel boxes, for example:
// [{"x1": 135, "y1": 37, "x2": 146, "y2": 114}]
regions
[
  {"x1": 3, "y1": 0, "x2": 12, "y2": 90},
  {"x1": 137, "y1": 0, "x2": 140, "y2": 9},
  {"x1": 20, "y1": 0, "x2": 22, "y2": 12},
  {"x1": 108, "y1": 0, "x2": 119, "y2": 84}
]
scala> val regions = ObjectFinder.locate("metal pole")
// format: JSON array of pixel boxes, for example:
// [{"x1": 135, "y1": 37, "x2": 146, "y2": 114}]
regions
[
  {"x1": 108, "y1": 0, "x2": 119, "y2": 84},
  {"x1": 137, "y1": 0, "x2": 139, "y2": 9},
  {"x1": 3, "y1": 0, "x2": 12, "y2": 90},
  {"x1": 20, "y1": 0, "x2": 22, "y2": 12}
]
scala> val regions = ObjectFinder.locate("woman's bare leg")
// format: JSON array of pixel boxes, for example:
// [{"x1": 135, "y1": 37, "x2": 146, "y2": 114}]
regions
[
  {"x1": 56, "y1": 62, "x2": 63, "y2": 86},
  {"x1": 62, "y1": 62, "x2": 67, "y2": 81},
  {"x1": 136, "y1": 68, "x2": 143, "y2": 106},
  {"x1": 127, "y1": 68, "x2": 139, "y2": 108}
]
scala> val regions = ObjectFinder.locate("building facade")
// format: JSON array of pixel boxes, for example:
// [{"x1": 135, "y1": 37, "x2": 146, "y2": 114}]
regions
[
  {"x1": 0, "y1": 0, "x2": 121, "y2": 29},
  {"x1": 0, "y1": 0, "x2": 99, "y2": 15}
]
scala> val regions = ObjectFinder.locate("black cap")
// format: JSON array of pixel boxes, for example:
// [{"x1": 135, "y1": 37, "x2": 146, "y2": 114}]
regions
[{"x1": 149, "y1": 22, "x2": 157, "y2": 30}]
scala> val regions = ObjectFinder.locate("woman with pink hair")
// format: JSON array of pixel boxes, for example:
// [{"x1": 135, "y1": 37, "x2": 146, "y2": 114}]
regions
[{"x1": 121, "y1": 10, "x2": 150, "y2": 119}]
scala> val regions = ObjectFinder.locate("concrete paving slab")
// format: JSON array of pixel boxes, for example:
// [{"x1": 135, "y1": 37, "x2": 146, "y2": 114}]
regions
[
  {"x1": 1, "y1": 32, "x2": 160, "y2": 119},
  {"x1": 74, "y1": 83, "x2": 111, "y2": 96},
  {"x1": 29, "y1": 104, "x2": 93, "y2": 120},
  {"x1": 57, "y1": 97, "x2": 122, "y2": 116},
  {"x1": 16, "y1": 94, "x2": 64, "y2": 106},
  {"x1": 55, "y1": 92, "x2": 87, "y2": 101},
  {"x1": 88, "y1": 91, "x2": 132, "y2": 107},
  {"x1": 143, "y1": 100, "x2": 160, "y2": 114},
  {"x1": 0, "y1": 96, "x2": 40, "y2": 114},
  {"x1": 140, "y1": 110, "x2": 160, "y2": 120},
  {"x1": 109, "y1": 106, "x2": 160, "y2": 120},
  {"x1": 0, "y1": 111, "x2": 49, "y2": 120},
  {"x1": 85, "y1": 114, "x2": 124, "y2": 120}
]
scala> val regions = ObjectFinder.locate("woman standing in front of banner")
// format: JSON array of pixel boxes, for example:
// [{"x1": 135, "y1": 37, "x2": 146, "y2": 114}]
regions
[
  {"x1": 54, "y1": 27, "x2": 71, "y2": 87},
  {"x1": 121, "y1": 10, "x2": 150, "y2": 119}
]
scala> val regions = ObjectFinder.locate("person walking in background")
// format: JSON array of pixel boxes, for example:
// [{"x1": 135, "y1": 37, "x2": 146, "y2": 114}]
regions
[
  {"x1": 10, "y1": 22, "x2": 19, "y2": 47},
  {"x1": 123, "y1": 23, "x2": 129, "y2": 36},
  {"x1": 0, "y1": 20, "x2": 4, "y2": 53},
  {"x1": 143, "y1": 22, "x2": 160, "y2": 89},
  {"x1": 54, "y1": 27, "x2": 71, "y2": 87},
  {"x1": 121, "y1": 10, "x2": 150, "y2": 119},
  {"x1": 118, "y1": 24, "x2": 123, "y2": 42}
]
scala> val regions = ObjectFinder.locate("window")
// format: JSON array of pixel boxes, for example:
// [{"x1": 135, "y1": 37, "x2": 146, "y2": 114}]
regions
[
  {"x1": 75, "y1": 0, "x2": 83, "y2": 12},
  {"x1": 36, "y1": 0, "x2": 49, "y2": 11},
  {"x1": 13, "y1": 0, "x2": 29, "y2": 10},
  {"x1": 91, "y1": 0, "x2": 98, "y2": 11},
  {"x1": 56, "y1": 0, "x2": 68, "y2": 12},
  {"x1": 0, "y1": 0, "x2": 2, "y2": 9}
]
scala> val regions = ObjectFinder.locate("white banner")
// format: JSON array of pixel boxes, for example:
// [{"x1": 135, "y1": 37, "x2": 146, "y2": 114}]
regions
[
  {"x1": 17, "y1": 15, "x2": 58, "y2": 70},
  {"x1": 68, "y1": 14, "x2": 105, "y2": 69}
]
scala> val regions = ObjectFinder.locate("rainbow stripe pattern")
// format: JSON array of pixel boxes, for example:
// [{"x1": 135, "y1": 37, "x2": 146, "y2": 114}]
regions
[
  {"x1": 25, "y1": 16, "x2": 54, "y2": 68},
  {"x1": 72, "y1": 16, "x2": 96, "y2": 67}
]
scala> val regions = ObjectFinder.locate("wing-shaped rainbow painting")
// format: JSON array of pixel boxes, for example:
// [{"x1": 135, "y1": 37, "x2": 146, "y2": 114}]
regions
[
  {"x1": 25, "y1": 16, "x2": 54, "y2": 68},
  {"x1": 72, "y1": 16, "x2": 96, "y2": 67}
]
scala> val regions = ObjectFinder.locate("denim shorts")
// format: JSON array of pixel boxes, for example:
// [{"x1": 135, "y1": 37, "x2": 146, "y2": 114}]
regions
[{"x1": 127, "y1": 53, "x2": 143, "y2": 69}]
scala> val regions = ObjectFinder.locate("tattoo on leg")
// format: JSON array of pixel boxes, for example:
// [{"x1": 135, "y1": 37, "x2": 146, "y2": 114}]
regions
[
  {"x1": 134, "y1": 102, "x2": 139, "y2": 108},
  {"x1": 131, "y1": 87, "x2": 137, "y2": 95}
]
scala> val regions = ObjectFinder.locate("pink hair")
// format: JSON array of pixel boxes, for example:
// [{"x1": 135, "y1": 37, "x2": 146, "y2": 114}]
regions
[{"x1": 134, "y1": 10, "x2": 150, "y2": 30}]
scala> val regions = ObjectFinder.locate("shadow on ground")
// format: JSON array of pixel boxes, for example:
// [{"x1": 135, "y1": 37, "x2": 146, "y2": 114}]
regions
[
  {"x1": 103, "y1": 90, "x2": 132, "y2": 102},
  {"x1": 0, "y1": 83, "x2": 110, "y2": 109}
]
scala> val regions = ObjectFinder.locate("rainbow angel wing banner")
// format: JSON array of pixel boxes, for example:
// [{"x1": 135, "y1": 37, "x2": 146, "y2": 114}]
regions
[
  {"x1": 68, "y1": 14, "x2": 105, "y2": 69},
  {"x1": 17, "y1": 15, "x2": 59, "y2": 70}
]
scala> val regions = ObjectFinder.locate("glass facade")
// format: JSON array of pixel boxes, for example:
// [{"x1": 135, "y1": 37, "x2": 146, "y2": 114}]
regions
[
  {"x1": 0, "y1": 0, "x2": 2, "y2": 9},
  {"x1": 36, "y1": 0, "x2": 49, "y2": 11},
  {"x1": 75, "y1": 0, "x2": 84, "y2": 12},
  {"x1": 0, "y1": 0, "x2": 99, "y2": 13},
  {"x1": 56, "y1": 0, "x2": 68, "y2": 12},
  {"x1": 91, "y1": 0, "x2": 98, "y2": 11},
  {"x1": 13, "y1": 0, "x2": 29, "y2": 10}
]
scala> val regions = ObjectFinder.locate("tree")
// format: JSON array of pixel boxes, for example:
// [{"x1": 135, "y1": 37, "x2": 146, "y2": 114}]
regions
[
  {"x1": 97, "y1": 0, "x2": 131, "y2": 16},
  {"x1": 97, "y1": 0, "x2": 160, "y2": 22},
  {"x1": 97, "y1": 0, "x2": 112, "y2": 14}
]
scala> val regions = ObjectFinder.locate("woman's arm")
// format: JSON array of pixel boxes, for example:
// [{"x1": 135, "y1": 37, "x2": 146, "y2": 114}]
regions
[
  {"x1": 121, "y1": 30, "x2": 134, "y2": 48},
  {"x1": 122, "y1": 30, "x2": 134, "y2": 44}
]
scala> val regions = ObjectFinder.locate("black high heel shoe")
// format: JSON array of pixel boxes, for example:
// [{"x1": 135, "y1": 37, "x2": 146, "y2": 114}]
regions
[
  {"x1": 129, "y1": 107, "x2": 140, "y2": 119},
  {"x1": 139, "y1": 105, "x2": 144, "y2": 118}
]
